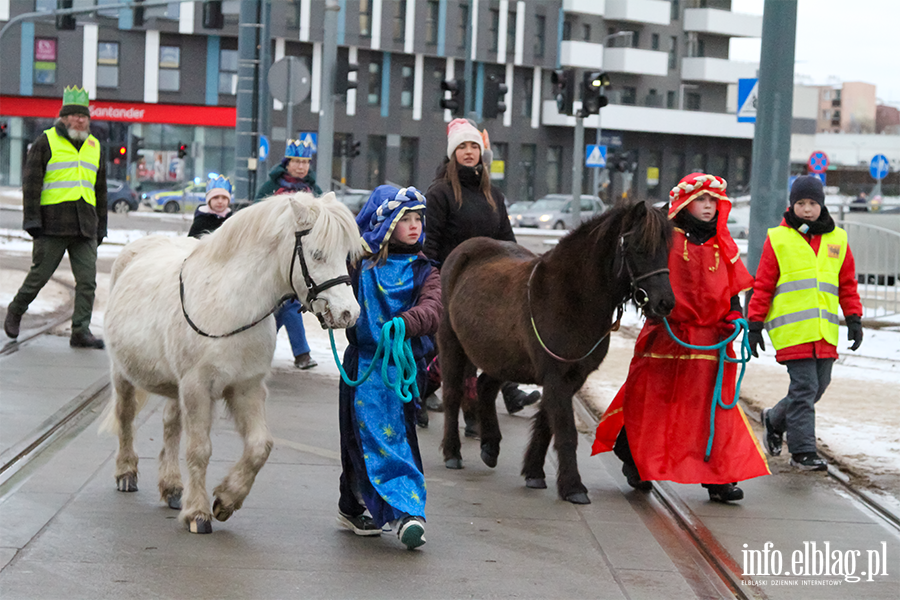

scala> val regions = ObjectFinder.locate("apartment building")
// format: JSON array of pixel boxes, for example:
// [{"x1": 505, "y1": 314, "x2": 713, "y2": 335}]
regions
[
  {"x1": 809, "y1": 81, "x2": 877, "y2": 134},
  {"x1": 1, "y1": 0, "x2": 761, "y2": 203}
]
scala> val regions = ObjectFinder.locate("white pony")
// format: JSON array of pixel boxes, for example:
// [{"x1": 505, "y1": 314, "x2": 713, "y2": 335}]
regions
[{"x1": 100, "y1": 191, "x2": 362, "y2": 534}]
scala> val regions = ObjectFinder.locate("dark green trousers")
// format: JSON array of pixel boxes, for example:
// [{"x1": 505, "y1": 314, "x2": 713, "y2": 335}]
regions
[{"x1": 9, "y1": 235, "x2": 98, "y2": 334}]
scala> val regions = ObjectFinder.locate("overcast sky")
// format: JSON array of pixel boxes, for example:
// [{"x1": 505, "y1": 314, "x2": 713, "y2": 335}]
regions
[{"x1": 729, "y1": 0, "x2": 900, "y2": 105}]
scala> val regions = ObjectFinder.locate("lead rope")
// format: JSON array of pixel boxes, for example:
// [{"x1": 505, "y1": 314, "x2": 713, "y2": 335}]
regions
[
  {"x1": 662, "y1": 317, "x2": 752, "y2": 462},
  {"x1": 329, "y1": 317, "x2": 419, "y2": 403}
]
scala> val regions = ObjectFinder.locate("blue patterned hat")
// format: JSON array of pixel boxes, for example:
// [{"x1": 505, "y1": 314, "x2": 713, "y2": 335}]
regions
[
  {"x1": 205, "y1": 174, "x2": 232, "y2": 202},
  {"x1": 285, "y1": 138, "x2": 315, "y2": 160},
  {"x1": 356, "y1": 185, "x2": 426, "y2": 254}
]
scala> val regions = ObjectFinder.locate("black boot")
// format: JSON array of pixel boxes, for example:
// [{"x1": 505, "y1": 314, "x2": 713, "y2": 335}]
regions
[
  {"x1": 415, "y1": 403, "x2": 429, "y2": 428},
  {"x1": 4, "y1": 308, "x2": 22, "y2": 339},
  {"x1": 70, "y1": 330, "x2": 105, "y2": 349},
  {"x1": 463, "y1": 407, "x2": 478, "y2": 438},
  {"x1": 703, "y1": 483, "x2": 744, "y2": 503},
  {"x1": 501, "y1": 382, "x2": 540, "y2": 415},
  {"x1": 622, "y1": 462, "x2": 652, "y2": 491}
]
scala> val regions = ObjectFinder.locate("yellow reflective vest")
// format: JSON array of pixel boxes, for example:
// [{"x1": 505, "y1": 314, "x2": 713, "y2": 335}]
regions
[
  {"x1": 764, "y1": 225, "x2": 847, "y2": 350},
  {"x1": 40, "y1": 127, "x2": 100, "y2": 207}
]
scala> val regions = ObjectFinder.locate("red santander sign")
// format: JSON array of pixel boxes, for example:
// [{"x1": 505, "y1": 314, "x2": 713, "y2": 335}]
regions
[{"x1": 0, "y1": 95, "x2": 235, "y2": 128}]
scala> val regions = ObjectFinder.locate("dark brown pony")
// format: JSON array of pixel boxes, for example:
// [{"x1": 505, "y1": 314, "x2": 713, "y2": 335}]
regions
[{"x1": 438, "y1": 201, "x2": 674, "y2": 504}]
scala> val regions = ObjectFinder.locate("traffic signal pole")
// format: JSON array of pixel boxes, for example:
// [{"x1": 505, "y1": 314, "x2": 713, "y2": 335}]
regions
[
  {"x1": 317, "y1": 0, "x2": 340, "y2": 193},
  {"x1": 571, "y1": 113, "x2": 584, "y2": 226}
]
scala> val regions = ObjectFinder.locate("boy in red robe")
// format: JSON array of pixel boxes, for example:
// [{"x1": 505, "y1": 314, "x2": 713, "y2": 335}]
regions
[{"x1": 592, "y1": 173, "x2": 769, "y2": 502}]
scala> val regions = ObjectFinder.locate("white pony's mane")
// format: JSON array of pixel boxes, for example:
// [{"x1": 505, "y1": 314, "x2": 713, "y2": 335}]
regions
[{"x1": 195, "y1": 192, "x2": 363, "y2": 263}]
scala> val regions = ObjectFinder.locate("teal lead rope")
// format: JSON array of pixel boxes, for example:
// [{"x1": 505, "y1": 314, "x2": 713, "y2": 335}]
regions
[
  {"x1": 329, "y1": 317, "x2": 419, "y2": 403},
  {"x1": 662, "y1": 317, "x2": 752, "y2": 462}
]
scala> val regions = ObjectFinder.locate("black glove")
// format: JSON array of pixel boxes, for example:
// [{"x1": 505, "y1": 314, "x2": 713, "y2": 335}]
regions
[
  {"x1": 97, "y1": 236, "x2": 104, "y2": 247},
  {"x1": 748, "y1": 321, "x2": 765, "y2": 358},
  {"x1": 26, "y1": 227, "x2": 42, "y2": 238},
  {"x1": 846, "y1": 314, "x2": 863, "y2": 351}
]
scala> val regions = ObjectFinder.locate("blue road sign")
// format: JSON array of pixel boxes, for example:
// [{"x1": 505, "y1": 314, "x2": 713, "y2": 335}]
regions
[
  {"x1": 870, "y1": 154, "x2": 889, "y2": 180},
  {"x1": 808, "y1": 151, "x2": 829, "y2": 174},
  {"x1": 259, "y1": 135, "x2": 269, "y2": 161},
  {"x1": 298, "y1": 132, "x2": 318, "y2": 153},
  {"x1": 586, "y1": 145, "x2": 607, "y2": 168},
  {"x1": 737, "y1": 78, "x2": 758, "y2": 123}
]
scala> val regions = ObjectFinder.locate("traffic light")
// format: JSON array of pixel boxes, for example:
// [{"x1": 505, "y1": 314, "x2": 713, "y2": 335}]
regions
[
  {"x1": 440, "y1": 79, "x2": 465, "y2": 117},
  {"x1": 203, "y1": 0, "x2": 225, "y2": 30},
  {"x1": 482, "y1": 75, "x2": 508, "y2": 120},
  {"x1": 0, "y1": 121, "x2": 8, "y2": 140},
  {"x1": 133, "y1": 0, "x2": 144, "y2": 27},
  {"x1": 551, "y1": 69, "x2": 576, "y2": 116},
  {"x1": 56, "y1": 0, "x2": 76, "y2": 31},
  {"x1": 114, "y1": 144, "x2": 127, "y2": 165},
  {"x1": 177, "y1": 143, "x2": 188, "y2": 159},
  {"x1": 335, "y1": 55, "x2": 359, "y2": 96},
  {"x1": 348, "y1": 138, "x2": 361, "y2": 158},
  {"x1": 581, "y1": 71, "x2": 610, "y2": 115}
]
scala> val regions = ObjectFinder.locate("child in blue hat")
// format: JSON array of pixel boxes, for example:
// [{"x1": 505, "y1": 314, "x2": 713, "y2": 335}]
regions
[
  {"x1": 336, "y1": 185, "x2": 442, "y2": 550},
  {"x1": 188, "y1": 175, "x2": 233, "y2": 238}
]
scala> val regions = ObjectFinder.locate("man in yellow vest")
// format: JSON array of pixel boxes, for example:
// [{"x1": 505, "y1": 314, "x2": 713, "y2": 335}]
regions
[
  {"x1": 4, "y1": 86, "x2": 107, "y2": 348},
  {"x1": 747, "y1": 176, "x2": 863, "y2": 471}
]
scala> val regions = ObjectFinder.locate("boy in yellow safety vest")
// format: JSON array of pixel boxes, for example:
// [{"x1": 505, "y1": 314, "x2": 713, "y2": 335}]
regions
[{"x1": 747, "y1": 175, "x2": 863, "y2": 471}]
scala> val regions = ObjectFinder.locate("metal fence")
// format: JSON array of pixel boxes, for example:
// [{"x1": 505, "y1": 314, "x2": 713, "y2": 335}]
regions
[{"x1": 839, "y1": 221, "x2": 900, "y2": 318}]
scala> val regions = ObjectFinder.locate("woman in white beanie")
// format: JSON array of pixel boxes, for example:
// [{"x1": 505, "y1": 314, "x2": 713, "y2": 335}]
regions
[{"x1": 422, "y1": 118, "x2": 539, "y2": 423}]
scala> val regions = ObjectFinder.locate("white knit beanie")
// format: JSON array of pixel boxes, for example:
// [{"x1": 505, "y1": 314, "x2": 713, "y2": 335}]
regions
[{"x1": 446, "y1": 118, "x2": 484, "y2": 160}]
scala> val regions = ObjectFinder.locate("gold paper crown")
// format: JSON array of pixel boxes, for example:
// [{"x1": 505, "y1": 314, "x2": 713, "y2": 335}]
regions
[{"x1": 62, "y1": 85, "x2": 90, "y2": 107}]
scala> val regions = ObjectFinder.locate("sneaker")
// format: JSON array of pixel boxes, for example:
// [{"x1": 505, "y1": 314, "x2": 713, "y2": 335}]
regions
[
  {"x1": 70, "y1": 331, "x2": 104, "y2": 349},
  {"x1": 398, "y1": 516, "x2": 426, "y2": 550},
  {"x1": 294, "y1": 353, "x2": 318, "y2": 369},
  {"x1": 761, "y1": 408, "x2": 783, "y2": 457},
  {"x1": 622, "y1": 462, "x2": 652, "y2": 491},
  {"x1": 704, "y1": 483, "x2": 744, "y2": 503},
  {"x1": 4, "y1": 309, "x2": 22, "y2": 339},
  {"x1": 425, "y1": 394, "x2": 443, "y2": 411},
  {"x1": 336, "y1": 512, "x2": 382, "y2": 536},
  {"x1": 790, "y1": 452, "x2": 828, "y2": 471}
]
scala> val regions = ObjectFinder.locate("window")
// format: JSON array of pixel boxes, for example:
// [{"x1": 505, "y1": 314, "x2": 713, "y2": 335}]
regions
[
  {"x1": 582, "y1": 24, "x2": 591, "y2": 42},
  {"x1": 667, "y1": 90, "x2": 676, "y2": 109},
  {"x1": 646, "y1": 89, "x2": 661, "y2": 107},
  {"x1": 631, "y1": 31, "x2": 640, "y2": 48},
  {"x1": 393, "y1": 0, "x2": 406, "y2": 42},
  {"x1": 218, "y1": 49, "x2": 238, "y2": 95},
  {"x1": 685, "y1": 92, "x2": 701, "y2": 111},
  {"x1": 562, "y1": 20, "x2": 572, "y2": 42},
  {"x1": 669, "y1": 36, "x2": 678, "y2": 69},
  {"x1": 425, "y1": 1, "x2": 440, "y2": 45},
  {"x1": 697, "y1": 39, "x2": 705, "y2": 57},
  {"x1": 534, "y1": 15, "x2": 546, "y2": 57},
  {"x1": 367, "y1": 135, "x2": 386, "y2": 189},
  {"x1": 367, "y1": 60, "x2": 381, "y2": 105},
  {"x1": 507, "y1": 11, "x2": 517, "y2": 54},
  {"x1": 398, "y1": 137, "x2": 418, "y2": 188},
  {"x1": 490, "y1": 9, "x2": 500, "y2": 51},
  {"x1": 671, "y1": 0, "x2": 680, "y2": 21},
  {"x1": 735, "y1": 156, "x2": 749, "y2": 186},
  {"x1": 651, "y1": 33, "x2": 659, "y2": 50},
  {"x1": 97, "y1": 42, "x2": 119, "y2": 88},
  {"x1": 521, "y1": 72, "x2": 533, "y2": 118},
  {"x1": 400, "y1": 65, "x2": 414, "y2": 108},
  {"x1": 668, "y1": 153, "x2": 685, "y2": 194},
  {"x1": 360, "y1": 0, "x2": 372, "y2": 38},
  {"x1": 691, "y1": 153, "x2": 706, "y2": 173},
  {"x1": 822, "y1": 109, "x2": 830, "y2": 120},
  {"x1": 546, "y1": 146, "x2": 562, "y2": 194},
  {"x1": 710, "y1": 154, "x2": 728, "y2": 179},
  {"x1": 159, "y1": 46, "x2": 180, "y2": 92},
  {"x1": 622, "y1": 86, "x2": 636, "y2": 105},
  {"x1": 458, "y1": 4, "x2": 469, "y2": 50},
  {"x1": 520, "y1": 144, "x2": 536, "y2": 202},
  {"x1": 33, "y1": 38, "x2": 57, "y2": 85}
]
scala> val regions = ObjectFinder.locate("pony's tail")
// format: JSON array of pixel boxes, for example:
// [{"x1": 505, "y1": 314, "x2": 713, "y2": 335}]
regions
[{"x1": 98, "y1": 386, "x2": 150, "y2": 436}]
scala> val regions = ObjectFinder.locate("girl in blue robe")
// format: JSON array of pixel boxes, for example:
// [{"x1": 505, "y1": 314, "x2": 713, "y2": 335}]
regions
[{"x1": 337, "y1": 186, "x2": 442, "y2": 550}]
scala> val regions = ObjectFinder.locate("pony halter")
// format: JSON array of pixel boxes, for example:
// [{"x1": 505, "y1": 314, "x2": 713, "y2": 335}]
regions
[{"x1": 617, "y1": 233, "x2": 670, "y2": 308}]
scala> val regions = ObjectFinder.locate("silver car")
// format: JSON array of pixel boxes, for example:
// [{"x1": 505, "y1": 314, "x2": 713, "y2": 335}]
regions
[{"x1": 516, "y1": 195, "x2": 607, "y2": 230}]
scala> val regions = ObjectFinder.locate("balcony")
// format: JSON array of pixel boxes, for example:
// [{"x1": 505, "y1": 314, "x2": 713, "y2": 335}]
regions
[
  {"x1": 604, "y1": 47, "x2": 668, "y2": 76},
  {"x1": 604, "y1": 0, "x2": 670, "y2": 25},
  {"x1": 683, "y1": 8, "x2": 763, "y2": 38},
  {"x1": 559, "y1": 41, "x2": 605, "y2": 70},
  {"x1": 563, "y1": 0, "x2": 605, "y2": 16},
  {"x1": 681, "y1": 57, "x2": 758, "y2": 84}
]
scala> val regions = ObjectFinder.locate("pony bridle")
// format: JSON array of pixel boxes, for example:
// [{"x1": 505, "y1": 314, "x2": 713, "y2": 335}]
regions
[
  {"x1": 617, "y1": 232, "x2": 669, "y2": 309},
  {"x1": 290, "y1": 229, "x2": 352, "y2": 327}
]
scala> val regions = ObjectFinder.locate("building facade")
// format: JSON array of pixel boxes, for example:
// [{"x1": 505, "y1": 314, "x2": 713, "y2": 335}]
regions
[{"x1": 1, "y1": 0, "x2": 760, "y2": 203}]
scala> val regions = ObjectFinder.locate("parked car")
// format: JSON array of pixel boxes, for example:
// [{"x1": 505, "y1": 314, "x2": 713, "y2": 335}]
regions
[
  {"x1": 335, "y1": 188, "x2": 371, "y2": 215},
  {"x1": 106, "y1": 179, "x2": 140, "y2": 213},
  {"x1": 727, "y1": 205, "x2": 750, "y2": 239},
  {"x1": 507, "y1": 201, "x2": 530, "y2": 226},
  {"x1": 147, "y1": 182, "x2": 207, "y2": 213},
  {"x1": 516, "y1": 195, "x2": 606, "y2": 230}
]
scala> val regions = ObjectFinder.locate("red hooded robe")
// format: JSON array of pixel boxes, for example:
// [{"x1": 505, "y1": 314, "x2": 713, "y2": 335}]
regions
[{"x1": 592, "y1": 173, "x2": 769, "y2": 484}]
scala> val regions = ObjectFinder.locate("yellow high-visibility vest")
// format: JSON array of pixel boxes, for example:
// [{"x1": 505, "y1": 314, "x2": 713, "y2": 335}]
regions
[
  {"x1": 40, "y1": 127, "x2": 100, "y2": 207},
  {"x1": 764, "y1": 225, "x2": 847, "y2": 349}
]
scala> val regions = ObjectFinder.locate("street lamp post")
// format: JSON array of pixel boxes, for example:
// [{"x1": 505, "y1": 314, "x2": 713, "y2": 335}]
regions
[{"x1": 593, "y1": 31, "x2": 634, "y2": 200}]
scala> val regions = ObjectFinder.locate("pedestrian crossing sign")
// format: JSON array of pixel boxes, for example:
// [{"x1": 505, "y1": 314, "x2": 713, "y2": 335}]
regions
[
  {"x1": 586, "y1": 145, "x2": 607, "y2": 168},
  {"x1": 737, "y1": 78, "x2": 758, "y2": 123}
]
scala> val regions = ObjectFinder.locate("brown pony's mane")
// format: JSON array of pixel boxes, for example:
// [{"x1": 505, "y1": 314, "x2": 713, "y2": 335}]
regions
[{"x1": 560, "y1": 200, "x2": 672, "y2": 258}]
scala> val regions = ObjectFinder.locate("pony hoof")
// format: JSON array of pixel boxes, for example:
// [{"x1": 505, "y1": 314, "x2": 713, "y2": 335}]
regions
[
  {"x1": 480, "y1": 448, "x2": 498, "y2": 468},
  {"x1": 445, "y1": 458, "x2": 463, "y2": 469},
  {"x1": 212, "y1": 498, "x2": 234, "y2": 522},
  {"x1": 188, "y1": 517, "x2": 213, "y2": 534},
  {"x1": 525, "y1": 478, "x2": 547, "y2": 489},
  {"x1": 116, "y1": 474, "x2": 138, "y2": 492},
  {"x1": 166, "y1": 490, "x2": 182, "y2": 510},
  {"x1": 564, "y1": 492, "x2": 591, "y2": 505}
]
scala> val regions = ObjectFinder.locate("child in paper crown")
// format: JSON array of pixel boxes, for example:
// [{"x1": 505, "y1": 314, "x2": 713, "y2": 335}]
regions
[
  {"x1": 748, "y1": 175, "x2": 863, "y2": 472},
  {"x1": 188, "y1": 175, "x2": 233, "y2": 238},
  {"x1": 336, "y1": 185, "x2": 442, "y2": 550},
  {"x1": 592, "y1": 173, "x2": 769, "y2": 503}
]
